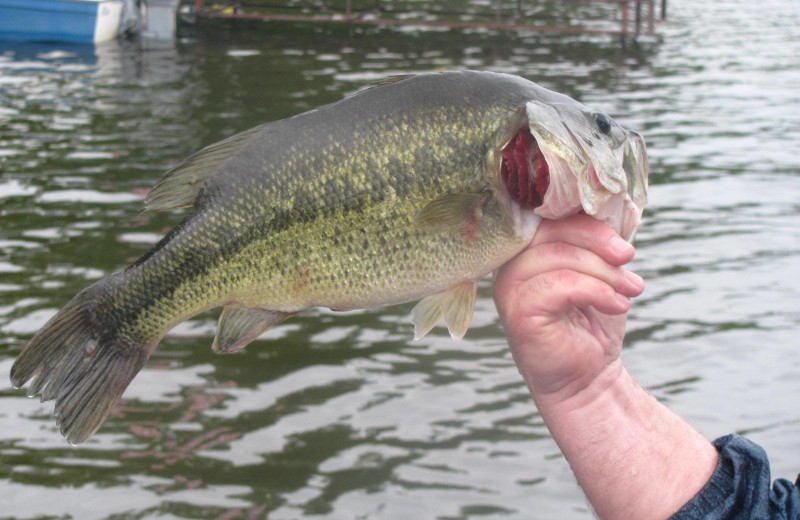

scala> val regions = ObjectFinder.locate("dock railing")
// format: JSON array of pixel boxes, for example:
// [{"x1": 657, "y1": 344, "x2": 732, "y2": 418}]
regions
[{"x1": 192, "y1": 0, "x2": 666, "y2": 39}]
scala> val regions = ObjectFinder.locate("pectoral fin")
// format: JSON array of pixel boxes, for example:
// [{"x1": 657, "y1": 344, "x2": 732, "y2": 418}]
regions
[
  {"x1": 410, "y1": 281, "x2": 478, "y2": 341},
  {"x1": 212, "y1": 307, "x2": 294, "y2": 354},
  {"x1": 414, "y1": 193, "x2": 489, "y2": 233}
]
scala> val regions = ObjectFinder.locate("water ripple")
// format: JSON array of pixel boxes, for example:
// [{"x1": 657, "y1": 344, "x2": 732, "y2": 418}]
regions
[{"x1": 1, "y1": 1, "x2": 799, "y2": 517}]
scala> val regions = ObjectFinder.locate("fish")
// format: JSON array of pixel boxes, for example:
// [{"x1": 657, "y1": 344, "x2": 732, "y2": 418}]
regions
[{"x1": 10, "y1": 71, "x2": 649, "y2": 444}]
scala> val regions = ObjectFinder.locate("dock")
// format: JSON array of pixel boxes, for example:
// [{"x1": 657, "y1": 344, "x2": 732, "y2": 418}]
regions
[{"x1": 192, "y1": 0, "x2": 666, "y2": 40}]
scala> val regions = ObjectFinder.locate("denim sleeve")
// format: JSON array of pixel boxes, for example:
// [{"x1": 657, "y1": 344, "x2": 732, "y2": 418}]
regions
[{"x1": 670, "y1": 434, "x2": 800, "y2": 520}]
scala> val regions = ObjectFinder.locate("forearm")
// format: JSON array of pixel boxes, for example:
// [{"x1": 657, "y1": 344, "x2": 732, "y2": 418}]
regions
[
  {"x1": 528, "y1": 360, "x2": 718, "y2": 520},
  {"x1": 494, "y1": 216, "x2": 719, "y2": 518}
]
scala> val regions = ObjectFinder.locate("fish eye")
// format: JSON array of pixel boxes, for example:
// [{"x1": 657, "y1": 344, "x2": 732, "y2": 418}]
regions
[{"x1": 595, "y1": 114, "x2": 612, "y2": 135}]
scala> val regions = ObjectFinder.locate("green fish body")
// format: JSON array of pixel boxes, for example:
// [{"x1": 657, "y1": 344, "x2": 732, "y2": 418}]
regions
[{"x1": 11, "y1": 71, "x2": 649, "y2": 443}]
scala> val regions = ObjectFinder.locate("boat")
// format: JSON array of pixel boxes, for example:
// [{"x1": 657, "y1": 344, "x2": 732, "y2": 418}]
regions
[{"x1": 0, "y1": 0, "x2": 124, "y2": 43}]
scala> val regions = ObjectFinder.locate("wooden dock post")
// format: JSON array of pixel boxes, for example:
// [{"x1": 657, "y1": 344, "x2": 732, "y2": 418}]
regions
[{"x1": 620, "y1": 1, "x2": 629, "y2": 43}]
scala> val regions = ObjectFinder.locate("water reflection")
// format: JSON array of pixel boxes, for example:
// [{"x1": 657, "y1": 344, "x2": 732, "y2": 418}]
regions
[{"x1": 2, "y1": 1, "x2": 800, "y2": 517}]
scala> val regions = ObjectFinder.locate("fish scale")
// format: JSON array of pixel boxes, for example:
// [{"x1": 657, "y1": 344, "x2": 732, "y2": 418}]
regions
[
  {"x1": 128, "y1": 107, "x2": 508, "y2": 326},
  {"x1": 10, "y1": 71, "x2": 649, "y2": 443}
]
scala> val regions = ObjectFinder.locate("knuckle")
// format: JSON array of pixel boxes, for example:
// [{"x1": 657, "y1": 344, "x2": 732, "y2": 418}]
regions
[
  {"x1": 507, "y1": 278, "x2": 542, "y2": 317},
  {"x1": 516, "y1": 275, "x2": 554, "y2": 305},
  {"x1": 578, "y1": 216, "x2": 615, "y2": 241},
  {"x1": 612, "y1": 267, "x2": 626, "y2": 287},
  {"x1": 580, "y1": 213, "x2": 610, "y2": 230},
  {"x1": 546, "y1": 241, "x2": 577, "y2": 261},
  {"x1": 552, "y1": 268, "x2": 579, "y2": 286},
  {"x1": 519, "y1": 276, "x2": 547, "y2": 298}
]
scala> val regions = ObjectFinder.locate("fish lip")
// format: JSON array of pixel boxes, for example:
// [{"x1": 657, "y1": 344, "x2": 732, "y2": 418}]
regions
[
  {"x1": 525, "y1": 103, "x2": 649, "y2": 240},
  {"x1": 623, "y1": 130, "x2": 649, "y2": 208},
  {"x1": 588, "y1": 131, "x2": 649, "y2": 241}
]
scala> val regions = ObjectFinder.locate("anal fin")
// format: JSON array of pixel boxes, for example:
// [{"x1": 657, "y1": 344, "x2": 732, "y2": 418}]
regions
[
  {"x1": 212, "y1": 307, "x2": 294, "y2": 354},
  {"x1": 410, "y1": 281, "x2": 478, "y2": 341}
]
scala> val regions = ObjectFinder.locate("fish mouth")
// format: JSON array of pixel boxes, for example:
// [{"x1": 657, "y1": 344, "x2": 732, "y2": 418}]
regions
[
  {"x1": 500, "y1": 125, "x2": 550, "y2": 209},
  {"x1": 499, "y1": 102, "x2": 649, "y2": 242}
]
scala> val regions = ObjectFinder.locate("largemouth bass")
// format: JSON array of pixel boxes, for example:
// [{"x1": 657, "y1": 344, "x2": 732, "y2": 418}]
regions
[{"x1": 10, "y1": 71, "x2": 649, "y2": 443}]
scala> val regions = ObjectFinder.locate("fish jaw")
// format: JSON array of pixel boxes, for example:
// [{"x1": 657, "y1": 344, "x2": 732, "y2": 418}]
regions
[{"x1": 522, "y1": 101, "x2": 649, "y2": 241}]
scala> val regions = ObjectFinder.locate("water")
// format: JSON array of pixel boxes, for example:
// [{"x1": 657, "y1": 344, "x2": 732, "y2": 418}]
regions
[{"x1": 1, "y1": 1, "x2": 799, "y2": 518}]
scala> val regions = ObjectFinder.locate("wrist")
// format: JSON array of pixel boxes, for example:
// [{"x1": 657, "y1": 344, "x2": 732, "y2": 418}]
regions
[
  {"x1": 530, "y1": 364, "x2": 718, "y2": 520},
  {"x1": 527, "y1": 358, "x2": 626, "y2": 414}
]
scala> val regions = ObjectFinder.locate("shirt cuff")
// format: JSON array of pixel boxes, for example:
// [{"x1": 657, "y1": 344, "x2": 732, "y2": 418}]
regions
[{"x1": 669, "y1": 434, "x2": 800, "y2": 519}]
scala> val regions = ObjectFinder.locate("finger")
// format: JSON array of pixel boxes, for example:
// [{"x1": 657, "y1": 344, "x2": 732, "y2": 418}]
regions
[
  {"x1": 533, "y1": 214, "x2": 635, "y2": 266},
  {"x1": 517, "y1": 269, "x2": 631, "y2": 317},
  {"x1": 496, "y1": 241, "x2": 644, "y2": 298}
]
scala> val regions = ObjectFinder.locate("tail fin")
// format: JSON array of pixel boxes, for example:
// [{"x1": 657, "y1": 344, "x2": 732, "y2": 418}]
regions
[{"x1": 10, "y1": 282, "x2": 150, "y2": 444}]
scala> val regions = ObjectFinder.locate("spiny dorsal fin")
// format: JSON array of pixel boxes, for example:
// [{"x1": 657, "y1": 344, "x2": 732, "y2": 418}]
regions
[
  {"x1": 410, "y1": 281, "x2": 478, "y2": 341},
  {"x1": 212, "y1": 306, "x2": 294, "y2": 354},
  {"x1": 414, "y1": 192, "x2": 489, "y2": 233},
  {"x1": 345, "y1": 75, "x2": 415, "y2": 99},
  {"x1": 369, "y1": 74, "x2": 413, "y2": 88},
  {"x1": 144, "y1": 124, "x2": 267, "y2": 214}
]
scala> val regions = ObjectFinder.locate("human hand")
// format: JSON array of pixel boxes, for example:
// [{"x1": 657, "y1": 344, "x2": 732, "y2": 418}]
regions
[
  {"x1": 495, "y1": 216, "x2": 719, "y2": 520},
  {"x1": 493, "y1": 214, "x2": 645, "y2": 406}
]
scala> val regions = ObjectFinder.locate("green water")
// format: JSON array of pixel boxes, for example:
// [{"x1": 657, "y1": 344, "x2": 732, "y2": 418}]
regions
[{"x1": 1, "y1": 1, "x2": 799, "y2": 518}]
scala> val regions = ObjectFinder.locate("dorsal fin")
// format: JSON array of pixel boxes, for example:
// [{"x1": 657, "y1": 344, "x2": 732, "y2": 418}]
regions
[
  {"x1": 143, "y1": 124, "x2": 267, "y2": 214},
  {"x1": 345, "y1": 75, "x2": 414, "y2": 99}
]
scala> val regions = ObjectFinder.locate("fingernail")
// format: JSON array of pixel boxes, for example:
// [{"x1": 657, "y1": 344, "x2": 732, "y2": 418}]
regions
[
  {"x1": 615, "y1": 293, "x2": 631, "y2": 309},
  {"x1": 610, "y1": 236, "x2": 633, "y2": 256},
  {"x1": 624, "y1": 270, "x2": 645, "y2": 291}
]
